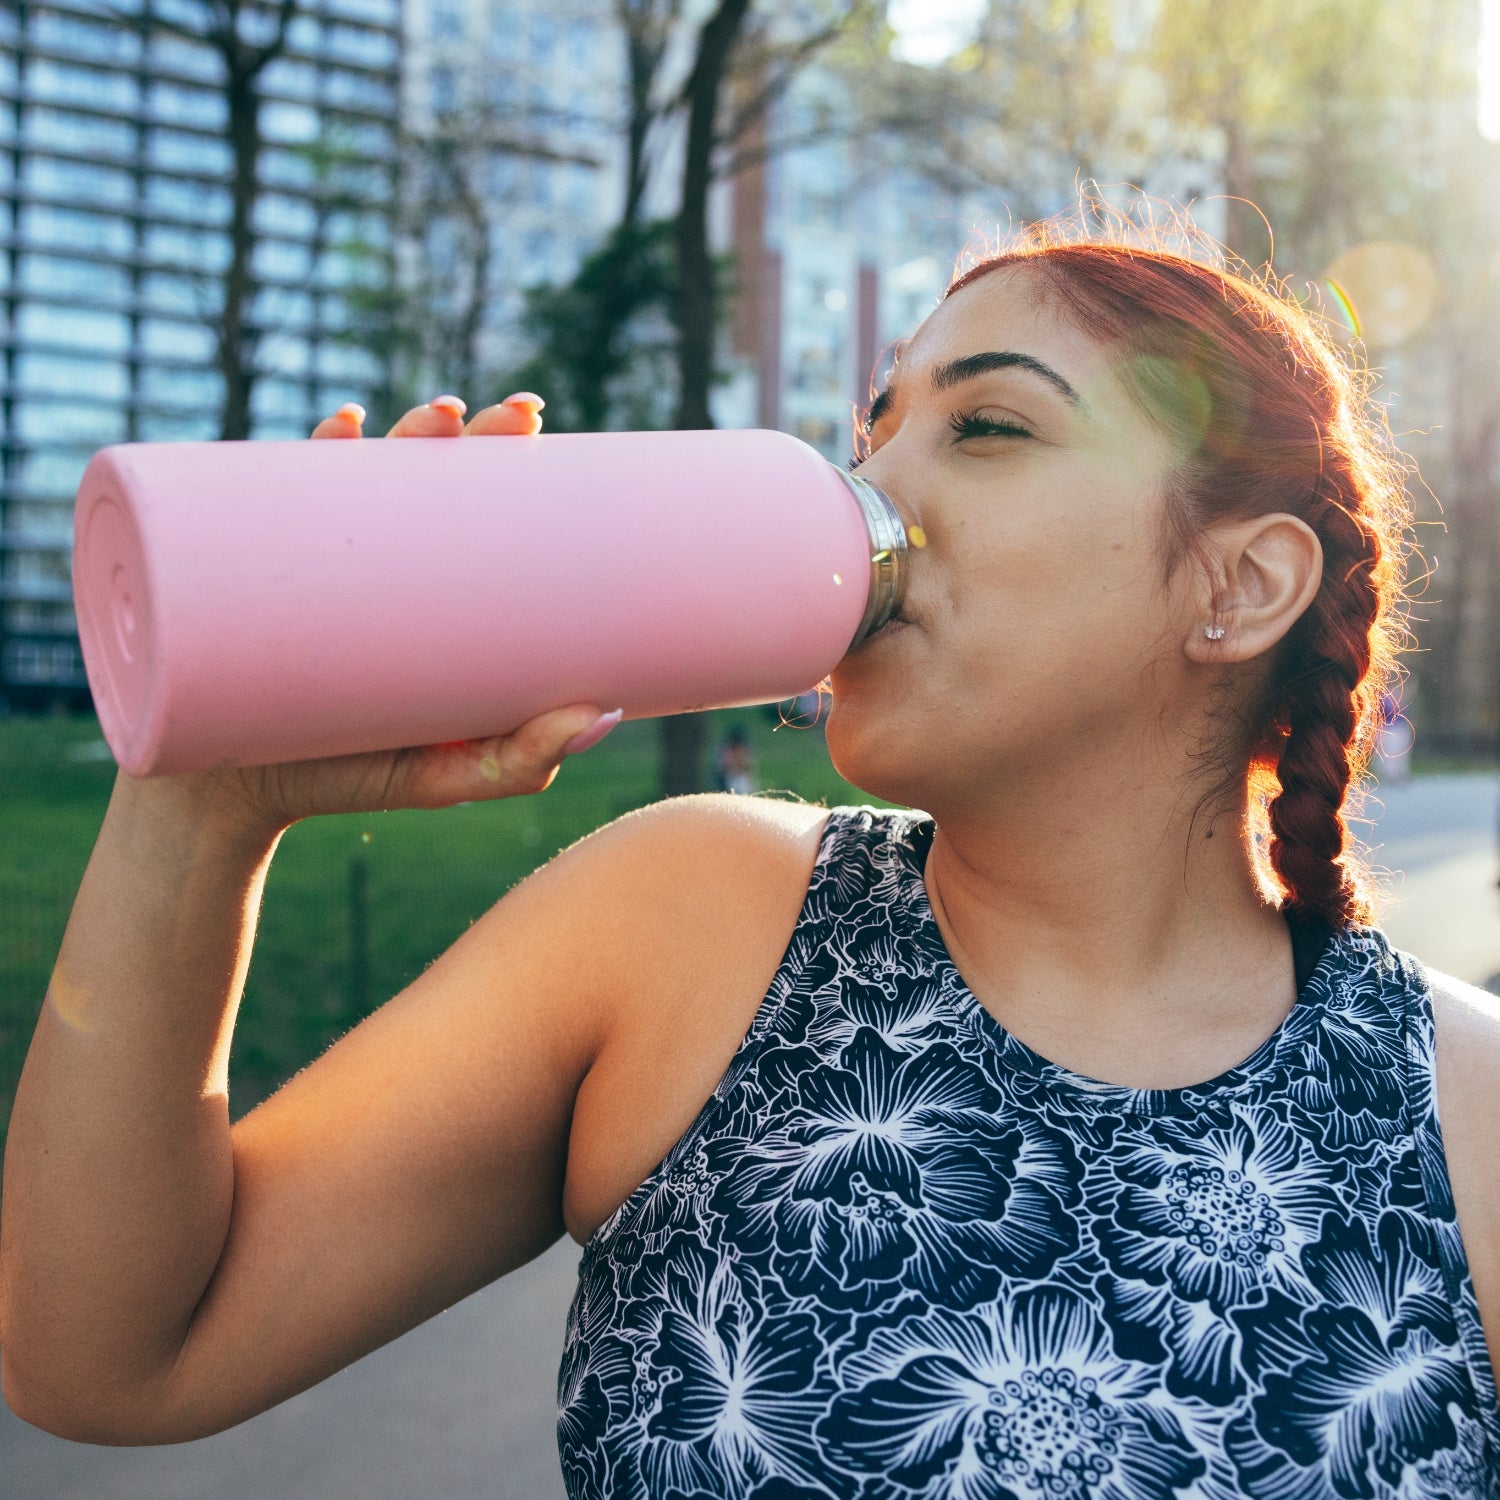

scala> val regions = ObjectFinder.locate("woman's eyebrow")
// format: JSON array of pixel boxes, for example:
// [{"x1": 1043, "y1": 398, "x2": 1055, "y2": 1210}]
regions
[
  {"x1": 864, "y1": 349, "x2": 1083, "y2": 432},
  {"x1": 932, "y1": 350, "x2": 1084, "y2": 407}
]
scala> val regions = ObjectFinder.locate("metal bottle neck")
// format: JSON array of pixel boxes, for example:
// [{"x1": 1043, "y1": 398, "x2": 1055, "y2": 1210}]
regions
[{"x1": 834, "y1": 467, "x2": 908, "y2": 648}]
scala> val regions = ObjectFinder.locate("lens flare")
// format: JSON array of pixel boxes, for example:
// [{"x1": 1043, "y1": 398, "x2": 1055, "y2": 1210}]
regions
[
  {"x1": 1323, "y1": 277, "x2": 1362, "y2": 339},
  {"x1": 909, "y1": 525, "x2": 927, "y2": 548},
  {"x1": 46, "y1": 962, "x2": 96, "y2": 1034},
  {"x1": 1128, "y1": 354, "x2": 1212, "y2": 460},
  {"x1": 1322, "y1": 242, "x2": 1437, "y2": 348}
]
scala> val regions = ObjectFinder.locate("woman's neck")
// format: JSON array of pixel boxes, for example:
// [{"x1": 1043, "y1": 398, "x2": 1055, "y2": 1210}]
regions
[{"x1": 919, "y1": 764, "x2": 1297, "y2": 1089}]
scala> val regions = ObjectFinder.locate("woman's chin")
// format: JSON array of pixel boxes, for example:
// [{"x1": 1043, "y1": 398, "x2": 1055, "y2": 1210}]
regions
[{"x1": 823, "y1": 701, "x2": 921, "y2": 805}]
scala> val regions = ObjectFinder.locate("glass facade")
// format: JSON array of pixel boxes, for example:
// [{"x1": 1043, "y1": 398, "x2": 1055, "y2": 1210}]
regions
[{"x1": 0, "y1": 0, "x2": 401, "y2": 707}]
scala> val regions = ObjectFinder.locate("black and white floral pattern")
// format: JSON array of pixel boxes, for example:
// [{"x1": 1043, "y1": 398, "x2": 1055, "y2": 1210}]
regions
[{"x1": 557, "y1": 807, "x2": 1500, "y2": 1499}]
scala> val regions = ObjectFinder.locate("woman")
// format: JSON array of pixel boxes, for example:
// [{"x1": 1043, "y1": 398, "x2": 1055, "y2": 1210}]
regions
[{"x1": 4, "y1": 226, "x2": 1500, "y2": 1498}]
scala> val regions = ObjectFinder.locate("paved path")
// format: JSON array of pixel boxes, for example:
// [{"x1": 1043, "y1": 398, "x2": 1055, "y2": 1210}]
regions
[{"x1": 3, "y1": 773, "x2": 1498, "y2": 1499}]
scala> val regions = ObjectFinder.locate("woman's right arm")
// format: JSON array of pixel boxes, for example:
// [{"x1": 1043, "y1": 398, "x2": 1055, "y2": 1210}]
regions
[
  {"x1": 0, "y1": 753, "x2": 654, "y2": 1444},
  {"x1": 0, "y1": 773, "x2": 287, "y2": 1440}
]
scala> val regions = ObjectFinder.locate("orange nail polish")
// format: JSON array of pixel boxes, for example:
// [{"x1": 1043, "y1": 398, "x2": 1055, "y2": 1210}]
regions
[
  {"x1": 337, "y1": 402, "x2": 366, "y2": 424},
  {"x1": 502, "y1": 391, "x2": 545, "y2": 411},
  {"x1": 429, "y1": 395, "x2": 467, "y2": 417}
]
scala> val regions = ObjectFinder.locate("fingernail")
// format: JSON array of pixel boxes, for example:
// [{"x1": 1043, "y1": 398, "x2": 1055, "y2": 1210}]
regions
[
  {"x1": 429, "y1": 395, "x2": 467, "y2": 417},
  {"x1": 337, "y1": 402, "x2": 366, "y2": 425},
  {"x1": 562, "y1": 708, "x2": 623, "y2": 757},
  {"x1": 502, "y1": 391, "x2": 545, "y2": 411}
]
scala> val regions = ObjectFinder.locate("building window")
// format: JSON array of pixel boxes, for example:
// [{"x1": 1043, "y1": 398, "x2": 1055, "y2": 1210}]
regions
[
  {"x1": 324, "y1": 71, "x2": 397, "y2": 111},
  {"x1": 262, "y1": 100, "x2": 320, "y2": 144},
  {"x1": 254, "y1": 239, "x2": 313, "y2": 280},
  {"x1": 20, "y1": 256, "x2": 129, "y2": 302},
  {"x1": 261, "y1": 56, "x2": 318, "y2": 96},
  {"x1": 258, "y1": 335, "x2": 312, "y2": 377},
  {"x1": 137, "y1": 412, "x2": 219, "y2": 442},
  {"x1": 256, "y1": 194, "x2": 318, "y2": 237},
  {"x1": 260, "y1": 146, "x2": 316, "y2": 190},
  {"x1": 147, "y1": 80, "x2": 226, "y2": 129},
  {"x1": 140, "y1": 319, "x2": 217, "y2": 362},
  {"x1": 431, "y1": 0, "x2": 466, "y2": 39},
  {"x1": 325, "y1": 23, "x2": 398, "y2": 68},
  {"x1": 147, "y1": 127, "x2": 232, "y2": 175},
  {"x1": 16, "y1": 399, "x2": 126, "y2": 446},
  {"x1": 141, "y1": 272, "x2": 209, "y2": 318},
  {"x1": 147, "y1": 175, "x2": 232, "y2": 223},
  {"x1": 31, "y1": 12, "x2": 140, "y2": 66},
  {"x1": 26, "y1": 107, "x2": 135, "y2": 158},
  {"x1": 15, "y1": 449, "x2": 91, "y2": 497},
  {"x1": 28, "y1": 59, "x2": 138, "y2": 113},
  {"x1": 253, "y1": 377, "x2": 313, "y2": 419},
  {"x1": 148, "y1": 34, "x2": 223, "y2": 82},
  {"x1": 18, "y1": 305, "x2": 130, "y2": 354},
  {"x1": 145, "y1": 224, "x2": 230, "y2": 271},
  {"x1": 17, "y1": 354, "x2": 130, "y2": 402},
  {"x1": 430, "y1": 64, "x2": 458, "y2": 114},
  {"x1": 24, "y1": 150, "x2": 133, "y2": 211},
  {"x1": 141, "y1": 366, "x2": 222, "y2": 409},
  {"x1": 21, "y1": 204, "x2": 133, "y2": 257}
]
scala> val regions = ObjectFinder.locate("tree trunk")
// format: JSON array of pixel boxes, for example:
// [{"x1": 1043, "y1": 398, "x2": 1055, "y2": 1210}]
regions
[
  {"x1": 1219, "y1": 112, "x2": 1269, "y2": 271},
  {"x1": 220, "y1": 65, "x2": 261, "y2": 440},
  {"x1": 672, "y1": 0, "x2": 749, "y2": 433},
  {"x1": 660, "y1": 0, "x2": 751, "y2": 798},
  {"x1": 621, "y1": 18, "x2": 660, "y2": 229},
  {"x1": 446, "y1": 145, "x2": 491, "y2": 400}
]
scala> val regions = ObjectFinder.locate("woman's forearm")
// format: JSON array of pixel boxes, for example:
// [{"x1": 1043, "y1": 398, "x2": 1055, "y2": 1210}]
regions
[{"x1": 0, "y1": 771, "x2": 285, "y2": 1436}]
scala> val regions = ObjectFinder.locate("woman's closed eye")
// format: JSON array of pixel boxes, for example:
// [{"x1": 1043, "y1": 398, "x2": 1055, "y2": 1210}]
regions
[
  {"x1": 846, "y1": 408, "x2": 1032, "y2": 470},
  {"x1": 846, "y1": 406, "x2": 1034, "y2": 470},
  {"x1": 949, "y1": 408, "x2": 1032, "y2": 442}
]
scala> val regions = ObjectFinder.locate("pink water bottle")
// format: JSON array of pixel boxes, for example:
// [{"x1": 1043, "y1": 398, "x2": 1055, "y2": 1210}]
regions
[{"x1": 71, "y1": 428, "x2": 908, "y2": 777}]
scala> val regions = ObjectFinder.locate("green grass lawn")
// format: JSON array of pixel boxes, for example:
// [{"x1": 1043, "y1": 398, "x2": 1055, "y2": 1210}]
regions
[{"x1": 0, "y1": 706, "x2": 893, "y2": 1149}]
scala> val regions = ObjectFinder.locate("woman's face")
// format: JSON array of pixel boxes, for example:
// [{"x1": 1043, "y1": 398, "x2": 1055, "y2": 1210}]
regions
[{"x1": 828, "y1": 267, "x2": 1205, "y2": 813}]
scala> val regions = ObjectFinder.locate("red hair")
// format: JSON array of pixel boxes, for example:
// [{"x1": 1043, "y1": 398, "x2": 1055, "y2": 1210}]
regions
[{"x1": 937, "y1": 218, "x2": 1412, "y2": 928}]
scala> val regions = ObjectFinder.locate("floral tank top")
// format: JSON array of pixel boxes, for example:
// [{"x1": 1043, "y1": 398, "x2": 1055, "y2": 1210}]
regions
[{"x1": 556, "y1": 805, "x2": 1500, "y2": 1499}]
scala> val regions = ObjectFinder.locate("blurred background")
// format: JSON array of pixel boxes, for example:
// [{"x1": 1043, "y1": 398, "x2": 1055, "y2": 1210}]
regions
[{"x1": 3, "y1": 0, "x2": 1500, "y2": 1493}]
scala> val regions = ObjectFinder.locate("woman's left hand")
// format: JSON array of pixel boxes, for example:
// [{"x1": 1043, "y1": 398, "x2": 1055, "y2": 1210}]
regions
[{"x1": 310, "y1": 390, "x2": 546, "y2": 440}]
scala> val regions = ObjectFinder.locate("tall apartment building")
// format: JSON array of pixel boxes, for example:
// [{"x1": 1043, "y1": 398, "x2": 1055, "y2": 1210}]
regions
[{"x1": 0, "y1": 0, "x2": 402, "y2": 711}]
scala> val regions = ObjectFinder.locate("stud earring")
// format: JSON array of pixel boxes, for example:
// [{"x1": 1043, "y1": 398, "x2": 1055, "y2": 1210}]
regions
[{"x1": 1204, "y1": 624, "x2": 1226, "y2": 640}]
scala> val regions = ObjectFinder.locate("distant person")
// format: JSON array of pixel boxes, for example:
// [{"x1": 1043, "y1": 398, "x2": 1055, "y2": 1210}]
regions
[
  {"x1": 10, "y1": 226, "x2": 1500, "y2": 1497},
  {"x1": 1375, "y1": 688, "x2": 1413, "y2": 783},
  {"x1": 711, "y1": 722, "x2": 756, "y2": 795}
]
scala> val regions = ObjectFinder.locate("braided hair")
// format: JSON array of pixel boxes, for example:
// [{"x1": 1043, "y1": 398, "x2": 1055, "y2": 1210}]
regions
[{"x1": 945, "y1": 217, "x2": 1411, "y2": 928}]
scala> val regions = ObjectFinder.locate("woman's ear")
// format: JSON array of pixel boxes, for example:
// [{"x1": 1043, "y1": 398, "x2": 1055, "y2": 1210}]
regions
[{"x1": 1185, "y1": 513, "x2": 1323, "y2": 664}]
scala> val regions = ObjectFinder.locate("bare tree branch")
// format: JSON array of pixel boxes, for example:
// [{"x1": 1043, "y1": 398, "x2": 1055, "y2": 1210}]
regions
[{"x1": 716, "y1": 0, "x2": 878, "y2": 150}]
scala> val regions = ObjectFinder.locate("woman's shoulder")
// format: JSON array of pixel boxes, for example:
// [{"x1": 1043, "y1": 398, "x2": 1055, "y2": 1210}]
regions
[
  {"x1": 1408, "y1": 958, "x2": 1500, "y2": 1370},
  {"x1": 1422, "y1": 960, "x2": 1500, "y2": 1086},
  {"x1": 560, "y1": 793, "x2": 838, "y2": 1242}
]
